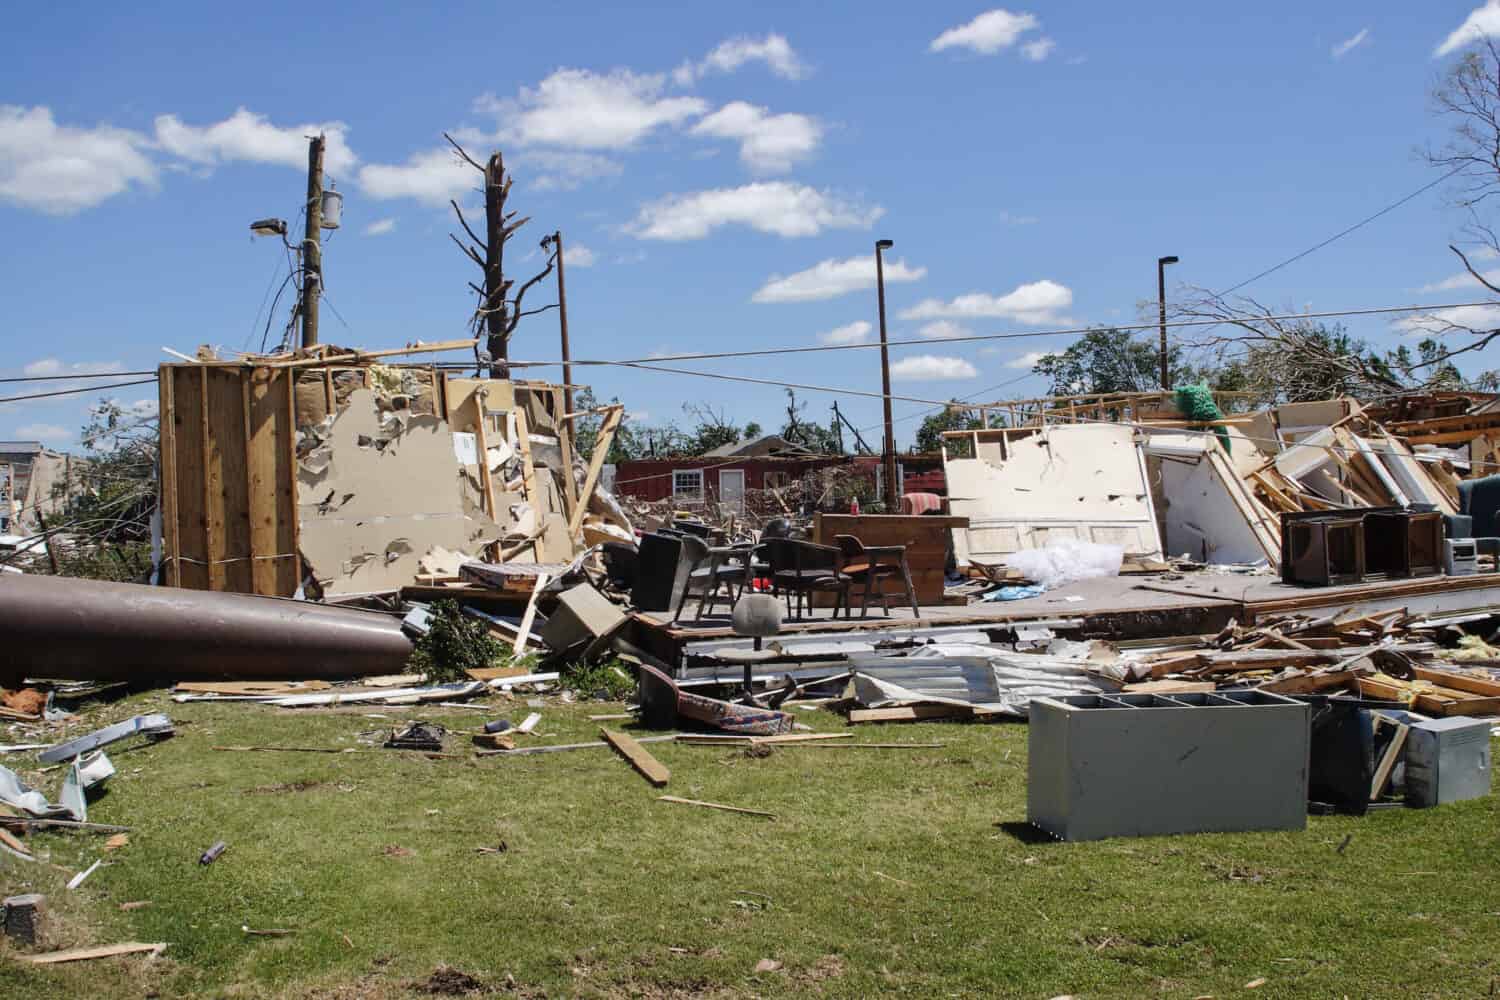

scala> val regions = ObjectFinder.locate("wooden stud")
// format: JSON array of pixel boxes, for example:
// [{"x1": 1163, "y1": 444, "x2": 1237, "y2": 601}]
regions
[
  {"x1": 513, "y1": 572, "x2": 549, "y2": 654},
  {"x1": 22, "y1": 942, "x2": 167, "y2": 965},
  {"x1": 1370, "y1": 721, "x2": 1409, "y2": 800},
  {"x1": 198, "y1": 366, "x2": 221, "y2": 591},
  {"x1": 602, "y1": 728, "x2": 670, "y2": 787},
  {"x1": 158, "y1": 368, "x2": 181, "y2": 587},
  {"x1": 569, "y1": 405, "x2": 622, "y2": 538}
]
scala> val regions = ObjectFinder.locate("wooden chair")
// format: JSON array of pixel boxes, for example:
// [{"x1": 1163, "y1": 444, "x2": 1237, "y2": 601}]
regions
[
  {"x1": 833, "y1": 534, "x2": 920, "y2": 618},
  {"x1": 763, "y1": 537, "x2": 851, "y2": 620},
  {"x1": 672, "y1": 535, "x2": 749, "y2": 622}
]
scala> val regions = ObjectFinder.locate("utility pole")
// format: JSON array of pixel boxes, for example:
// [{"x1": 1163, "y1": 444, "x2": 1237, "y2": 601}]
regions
[
  {"x1": 875, "y1": 239, "x2": 898, "y2": 511},
  {"x1": 1157, "y1": 254, "x2": 1179, "y2": 390},
  {"x1": 554, "y1": 230, "x2": 574, "y2": 419},
  {"x1": 300, "y1": 135, "x2": 325, "y2": 349}
]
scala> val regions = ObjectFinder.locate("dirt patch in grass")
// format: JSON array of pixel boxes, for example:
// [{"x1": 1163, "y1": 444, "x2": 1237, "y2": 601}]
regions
[
  {"x1": 412, "y1": 965, "x2": 485, "y2": 995},
  {"x1": 244, "y1": 779, "x2": 344, "y2": 795}
]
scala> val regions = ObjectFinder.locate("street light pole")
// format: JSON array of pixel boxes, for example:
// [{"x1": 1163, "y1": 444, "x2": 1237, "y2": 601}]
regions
[
  {"x1": 875, "y1": 238, "x2": 898, "y2": 512},
  {"x1": 1157, "y1": 254, "x2": 1179, "y2": 390}
]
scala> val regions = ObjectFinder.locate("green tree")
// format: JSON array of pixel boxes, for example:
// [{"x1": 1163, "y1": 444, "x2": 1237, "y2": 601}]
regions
[
  {"x1": 1031, "y1": 328, "x2": 1200, "y2": 396},
  {"x1": 915, "y1": 403, "x2": 984, "y2": 454}
]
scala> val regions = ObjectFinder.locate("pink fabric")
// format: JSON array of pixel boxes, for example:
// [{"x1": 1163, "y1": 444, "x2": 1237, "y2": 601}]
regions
[{"x1": 901, "y1": 492, "x2": 942, "y2": 515}]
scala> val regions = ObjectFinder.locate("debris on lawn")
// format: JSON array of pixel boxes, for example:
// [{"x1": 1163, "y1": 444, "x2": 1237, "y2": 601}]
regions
[
  {"x1": 2, "y1": 893, "x2": 46, "y2": 946},
  {"x1": 198, "y1": 840, "x2": 228, "y2": 865}
]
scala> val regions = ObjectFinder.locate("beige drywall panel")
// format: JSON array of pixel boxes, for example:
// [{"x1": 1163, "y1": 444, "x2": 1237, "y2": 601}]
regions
[{"x1": 945, "y1": 424, "x2": 1162, "y2": 563}]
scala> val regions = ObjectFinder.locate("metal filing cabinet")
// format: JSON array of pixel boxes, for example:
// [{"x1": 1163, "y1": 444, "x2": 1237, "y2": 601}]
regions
[
  {"x1": 1403, "y1": 717, "x2": 1492, "y2": 808},
  {"x1": 1027, "y1": 691, "x2": 1310, "y2": 841}
]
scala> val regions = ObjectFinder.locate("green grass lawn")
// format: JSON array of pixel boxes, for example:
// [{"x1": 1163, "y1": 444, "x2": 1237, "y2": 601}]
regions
[{"x1": 2, "y1": 690, "x2": 1498, "y2": 998}]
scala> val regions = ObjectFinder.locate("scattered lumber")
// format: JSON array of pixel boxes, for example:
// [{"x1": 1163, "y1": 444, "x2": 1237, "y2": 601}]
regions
[
  {"x1": 601, "y1": 728, "x2": 670, "y2": 787},
  {"x1": 658, "y1": 795, "x2": 774, "y2": 819},
  {"x1": 847, "y1": 705, "x2": 985, "y2": 724},
  {"x1": 22, "y1": 942, "x2": 167, "y2": 964}
]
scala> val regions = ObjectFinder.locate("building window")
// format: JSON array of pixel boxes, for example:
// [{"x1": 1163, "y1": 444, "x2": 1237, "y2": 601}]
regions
[
  {"x1": 672, "y1": 469, "x2": 704, "y2": 498},
  {"x1": 763, "y1": 470, "x2": 790, "y2": 490}
]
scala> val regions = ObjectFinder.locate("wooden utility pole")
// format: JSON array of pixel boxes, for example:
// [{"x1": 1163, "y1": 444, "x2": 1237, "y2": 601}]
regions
[
  {"x1": 554, "y1": 230, "x2": 573, "y2": 419},
  {"x1": 300, "y1": 135, "x2": 325, "y2": 349},
  {"x1": 875, "y1": 239, "x2": 899, "y2": 511}
]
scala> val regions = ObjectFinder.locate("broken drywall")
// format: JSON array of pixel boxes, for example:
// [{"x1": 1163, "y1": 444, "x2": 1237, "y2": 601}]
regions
[
  {"x1": 1146, "y1": 434, "x2": 1277, "y2": 565},
  {"x1": 297, "y1": 388, "x2": 503, "y2": 595},
  {"x1": 945, "y1": 424, "x2": 1163, "y2": 565}
]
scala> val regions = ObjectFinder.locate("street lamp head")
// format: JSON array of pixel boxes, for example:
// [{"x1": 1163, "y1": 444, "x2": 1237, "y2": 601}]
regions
[
  {"x1": 250, "y1": 218, "x2": 288, "y2": 238},
  {"x1": 875, "y1": 239, "x2": 894, "y2": 251},
  {"x1": 1159, "y1": 255, "x2": 1180, "y2": 266}
]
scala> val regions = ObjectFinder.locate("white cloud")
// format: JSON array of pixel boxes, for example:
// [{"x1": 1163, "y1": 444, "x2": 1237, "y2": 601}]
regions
[
  {"x1": 918, "y1": 320, "x2": 971, "y2": 340},
  {"x1": 890, "y1": 355, "x2": 978, "y2": 381},
  {"x1": 1021, "y1": 37, "x2": 1056, "y2": 61},
  {"x1": 1436, "y1": 2, "x2": 1500, "y2": 57},
  {"x1": 566, "y1": 243, "x2": 597, "y2": 267},
  {"x1": 22, "y1": 358, "x2": 125, "y2": 377},
  {"x1": 1418, "y1": 266, "x2": 1500, "y2": 292},
  {"x1": 358, "y1": 148, "x2": 476, "y2": 206},
  {"x1": 633, "y1": 183, "x2": 882, "y2": 241},
  {"x1": 674, "y1": 33, "x2": 809, "y2": 86},
  {"x1": 363, "y1": 217, "x2": 396, "y2": 237},
  {"x1": 479, "y1": 68, "x2": 707, "y2": 150},
  {"x1": 752, "y1": 254, "x2": 926, "y2": 304},
  {"x1": 690, "y1": 102, "x2": 822, "y2": 173},
  {"x1": 1332, "y1": 27, "x2": 1371, "y2": 58},
  {"x1": 930, "y1": 9, "x2": 1042, "y2": 55},
  {"x1": 1393, "y1": 304, "x2": 1500, "y2": 334},
  {"x1": 154, "y1": 109, "x2": 356, "y2": 175},
  {"x1": 0, "y1": 105, "x2": 157, "y2": 214},
  {"x1": 901, "y1": 279, "x2": 1073, "y2": 325},
  {"x1": 1006, "y1": 350, "x2": 1050, "y2": 369},
  {"x1": 14, "y1": 423, "x2": 73, "y2": 445},
  {"x1": 817, "y1": 320, "x2": 872, "y2": 345},
  {"x1": 999, "y1": 210, "x2": 1038, "y2": 225},
  {"x1": 522, "y1": 150, "x2": 622, "y2": 191}
]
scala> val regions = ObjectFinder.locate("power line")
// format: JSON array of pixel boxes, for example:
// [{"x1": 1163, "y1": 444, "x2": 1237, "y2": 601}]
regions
[
  {"x1": 504, "y1": 299, "x2": 1495, "y2": 371},
  {"x1": 1217, "y1": 165, "x2": 1465, "y2": 296},
  {"x1": 0, "y1": 378, "x2": 158, "y2": 405},
  {"x1": 0, "y1": 371, "x2": 157, "y2": 383}
]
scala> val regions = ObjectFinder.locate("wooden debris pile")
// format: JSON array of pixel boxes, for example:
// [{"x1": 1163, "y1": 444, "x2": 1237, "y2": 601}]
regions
[{"x1": 1126, "y1": 607, "x2": 1500, "y2": 717}]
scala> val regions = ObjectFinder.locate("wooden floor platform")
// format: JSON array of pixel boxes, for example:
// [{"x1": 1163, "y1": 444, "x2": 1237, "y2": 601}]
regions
[{"x1": 632, "y1": 571, "x2": 1500, "y2": 667}]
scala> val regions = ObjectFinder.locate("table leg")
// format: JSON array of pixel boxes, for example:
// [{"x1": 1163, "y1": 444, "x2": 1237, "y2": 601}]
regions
[{"x1": 899, "y1": 553, "x2": 919, "y2": 618}]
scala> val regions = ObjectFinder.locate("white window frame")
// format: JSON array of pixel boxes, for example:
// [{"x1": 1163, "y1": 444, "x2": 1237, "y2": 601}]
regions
[{"x1": 672, "y1": 468, "x2": 704, "y2": 499}]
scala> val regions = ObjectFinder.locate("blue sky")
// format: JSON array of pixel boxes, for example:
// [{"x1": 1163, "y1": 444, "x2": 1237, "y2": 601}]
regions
[{"x1": 4, "y1": 2, "x2": 1500, "y2": 450}]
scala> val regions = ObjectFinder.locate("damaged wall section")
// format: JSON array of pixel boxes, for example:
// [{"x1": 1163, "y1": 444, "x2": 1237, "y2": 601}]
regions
[
  {"x1": 157, "y1": 361, "x2": 583, "y2": 598},
  {"x1": 946, "y1": 424, "x2": 1164, "y2": 566}
]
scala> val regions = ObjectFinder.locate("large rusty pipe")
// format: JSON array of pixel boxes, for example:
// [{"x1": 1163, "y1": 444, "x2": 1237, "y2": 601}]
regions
[{"x1": 0, "y1": 575, "x2": 412, "y2": 682}]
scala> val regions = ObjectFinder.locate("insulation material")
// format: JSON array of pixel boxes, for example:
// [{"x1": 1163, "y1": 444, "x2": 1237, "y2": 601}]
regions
[
  {"x1": 298, "y1": 389, "x2": 503, "y2": 595},
  {"x1": 946, "y1": 424, "x2": 1163, "y2": 565}
]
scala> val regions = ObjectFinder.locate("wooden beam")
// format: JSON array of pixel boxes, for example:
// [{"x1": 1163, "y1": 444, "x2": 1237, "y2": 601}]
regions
[
  {"x1": 601, "y1": 727, "x2": 670, "y2": 786},
  {"x1": 1412, "y1": 666, "x2": 1500, "y2": 698},
  {"x1": 198, "y1": 365, "x2": 220, "y2": 591},
  {"x1": 569, "y1": 405, "x2": 623, "y2": 538},
  {"x1": 264, "y1": 338, "x2": 479, "y2": 369}
]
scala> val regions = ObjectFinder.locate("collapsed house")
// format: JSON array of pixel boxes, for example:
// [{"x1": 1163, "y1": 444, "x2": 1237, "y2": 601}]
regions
[{"x1": 942, "y1": 394, "x2": 1464, "y2": 575}]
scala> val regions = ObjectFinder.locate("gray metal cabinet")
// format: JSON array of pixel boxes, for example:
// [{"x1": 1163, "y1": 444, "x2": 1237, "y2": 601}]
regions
[{"x1": 1027, "y1": 691, "x2": 1310, "y2": 841}]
